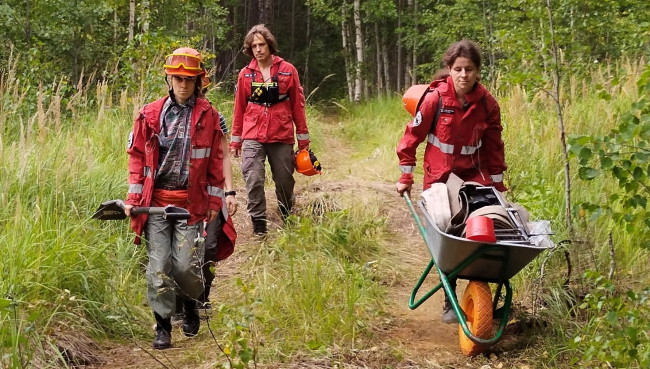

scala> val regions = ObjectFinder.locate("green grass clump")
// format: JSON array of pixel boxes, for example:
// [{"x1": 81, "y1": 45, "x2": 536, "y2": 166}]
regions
[{"x1": 244, "y1": 205, "x2": 386, "y2": 360}]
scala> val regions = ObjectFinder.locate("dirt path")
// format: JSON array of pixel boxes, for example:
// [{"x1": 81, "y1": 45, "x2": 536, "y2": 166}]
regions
[{"x1": 88, "y1": 114, "x2": 516, "y2": 368}]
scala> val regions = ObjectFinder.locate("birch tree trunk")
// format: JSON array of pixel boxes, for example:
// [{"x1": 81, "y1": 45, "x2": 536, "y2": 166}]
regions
[
  {"x1": 396, "y1": 0, "x2": 403, "y2": 92},
  {"x1": 411, "y1": 0, "x2": 418, "y2": 85},
  {"x1": 341, "y1": 5, "x2": 353, "y2": 101},
  {"x1": 404, "y1": 0, "x2": 413, "y2": 87},
  {"x1": 128, "y1": 0, "x2": 135, "y2": 43},
  {"x1": 382, "y1": 35, "x2": 390, "y2": 95},
  {"x1": 353, "y1": 0, "x2": 363, "y2": 102},
  {"x1": 375, "y1": 22, "x2": 383, "y2": 95}
]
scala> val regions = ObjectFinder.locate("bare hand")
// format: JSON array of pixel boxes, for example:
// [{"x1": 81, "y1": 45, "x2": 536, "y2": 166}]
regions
[
  {"x1": 230, "y1": 147, "x2": 241, "y2": 158},
  {"x1": 124, "y1": 204, "x2": 134, "y2": 217},
  {"x1": 205, "y1": 209, "x2": 218, "y2": 223},
  {"x1": 396, "y1": 182, "x2": 412, "y2": 196},
  {"x1": 226, "y1": 196, "x2": 238, "y2": 216}
]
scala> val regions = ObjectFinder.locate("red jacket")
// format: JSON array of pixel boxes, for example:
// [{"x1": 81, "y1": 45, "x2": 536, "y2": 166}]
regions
[
  {"x1": 397, "y1": 76, "x2": 507, "y2": 191},
  {"x1": 230, "y1": 55, "x2": 310, "y2": 149},
  {"x1": 126, "y1": 96, "x2": 228, "y2": 243}
]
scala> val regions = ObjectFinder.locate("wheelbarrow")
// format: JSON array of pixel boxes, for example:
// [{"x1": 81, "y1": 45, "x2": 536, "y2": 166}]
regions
[{"x1": 403, "y1": 191, "x2": 553, "y2": 355}]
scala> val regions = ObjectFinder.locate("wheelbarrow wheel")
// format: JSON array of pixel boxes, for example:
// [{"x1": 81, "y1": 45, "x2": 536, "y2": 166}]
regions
[{"x1": 458, "y1": 281, "x2": 493, "y2": 356}]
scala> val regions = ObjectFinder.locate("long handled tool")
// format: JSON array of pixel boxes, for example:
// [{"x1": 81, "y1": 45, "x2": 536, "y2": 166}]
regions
[{"x1": 92, "y1": 199, "x2": 190, "y2": 221}]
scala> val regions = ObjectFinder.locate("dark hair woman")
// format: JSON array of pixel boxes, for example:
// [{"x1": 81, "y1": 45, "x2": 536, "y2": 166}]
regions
[{"x1": 395, "y1": 39, "x2": 507, "y2": 324}]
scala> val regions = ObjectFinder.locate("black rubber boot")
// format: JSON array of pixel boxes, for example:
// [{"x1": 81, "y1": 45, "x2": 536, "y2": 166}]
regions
[
  {"x1": 153, "y1": 312, "x2": 172, "y2": 349},
  {"x1": 171, "y1": 298, "x2": 184, "y2": 325},
  {"x1": 251, "y1": 216, "x2": 267, "y2": 236},
  {"x1": 182, "y1": 300, "x2": 200, "y2": 337},
  {"x1": 442, "y1": 278, "x2": 459, "y2": 324}
]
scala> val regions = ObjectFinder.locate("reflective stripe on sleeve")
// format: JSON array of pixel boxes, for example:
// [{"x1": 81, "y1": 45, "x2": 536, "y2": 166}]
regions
[
  {"x1": 207, "y1": 185, "x2": 224, "y2": 197},
  {"x1": 427, "y1": 133, "x2": 454, "y2": 154},
  {"x1": 296, "y1": 133, "x2": 310, "y2": 140},
  {"x1": 231, "y1": 135, "x2": 242, "y2": 143},
  {"x1": 460, "y1": 140, "x2": 482, "y2": 155},
  {"x1": 191, "y1": 148, "x2": 211, "y2": 159},
  {"x1": 491, "y1": 173, "x2": 504, "y2": 183},
  {"x1": 129, "y1": 184, "x2": 143, "y2": 194},
  {"x1": 399, "y1": 165, "x2": 415, "y2": 174},
  {"x1": 143, "y1": 167, "x2": 151, "y2": 177}
]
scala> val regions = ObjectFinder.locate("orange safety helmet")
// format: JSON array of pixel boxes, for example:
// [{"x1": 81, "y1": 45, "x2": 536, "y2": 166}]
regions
[
  {"x1": 295, "y1": 149, "x2": 322, "y2": 176},
  {"x1": 402, "y1": 84, "x2": 429, "y2": 117},
  {"x1": 164, "y1": 47, "x2": 206, "y2": 77}
]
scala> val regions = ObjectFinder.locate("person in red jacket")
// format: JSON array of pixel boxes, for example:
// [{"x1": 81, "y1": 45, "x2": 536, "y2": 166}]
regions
[
  {"x1": 229, "y1": 24, "x2": 310, "y2": 235},
  {"x1": 396, "y1": 40, "x2": 507, "y2": 324},
  {"x1": 124, "y1": 47, "x2": 234, "y2": 350}
]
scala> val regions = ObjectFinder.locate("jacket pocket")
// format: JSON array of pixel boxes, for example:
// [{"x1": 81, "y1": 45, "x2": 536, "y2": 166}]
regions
[
  {"x1": 278, "y1": 75, "x2": 291, "y2": 94},
  {"x1": 435, "y1": 114, "x2": 454, "y2": 142}
]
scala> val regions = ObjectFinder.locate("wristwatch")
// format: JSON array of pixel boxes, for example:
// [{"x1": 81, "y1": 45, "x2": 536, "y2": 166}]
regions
[{"x1": 225, "y1": 190, "x2": 236, "y2": 197}]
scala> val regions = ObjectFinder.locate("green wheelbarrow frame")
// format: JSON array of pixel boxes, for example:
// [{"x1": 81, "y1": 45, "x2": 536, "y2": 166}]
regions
[{"x1": 403, "y1": 192, "x2": 549, "y2": 345}]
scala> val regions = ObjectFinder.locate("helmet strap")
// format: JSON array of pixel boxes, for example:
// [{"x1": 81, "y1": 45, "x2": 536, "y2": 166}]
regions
[{"x1": 165, "y1": 76, "x2": 179, "y2": 104}]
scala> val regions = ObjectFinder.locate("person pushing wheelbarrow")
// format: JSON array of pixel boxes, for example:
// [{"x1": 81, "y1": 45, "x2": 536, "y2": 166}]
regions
[{"x1": 396, "y1": 40, "x2": 507, "y2": 324}]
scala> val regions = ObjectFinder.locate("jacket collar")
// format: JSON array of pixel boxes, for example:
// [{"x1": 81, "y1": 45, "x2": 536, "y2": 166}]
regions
[
  {"x1": 246, "y1": 55, "x2": 285, "y2": 73},
  {"x1": 142, "y1": 96, "x2": 209, "y2": 129},
  {"x1": 433, "y1": 76, "x2": 487, "y2": 105}
]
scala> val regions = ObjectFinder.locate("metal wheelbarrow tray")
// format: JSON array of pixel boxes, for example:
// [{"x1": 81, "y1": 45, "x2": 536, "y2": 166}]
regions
[{"x1": 418, "y1": 200, "x2": 551, "y2": 282}]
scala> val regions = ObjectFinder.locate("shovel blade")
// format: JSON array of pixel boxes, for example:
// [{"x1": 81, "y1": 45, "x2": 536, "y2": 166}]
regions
[{"x1": 92, "y1": 200, "x2": 127, "y2": 220}]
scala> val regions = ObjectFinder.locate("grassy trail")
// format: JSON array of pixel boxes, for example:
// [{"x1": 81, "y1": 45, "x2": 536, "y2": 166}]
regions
[{"x1": 87, "y1": 111, "x2": 516, "y2": 368}]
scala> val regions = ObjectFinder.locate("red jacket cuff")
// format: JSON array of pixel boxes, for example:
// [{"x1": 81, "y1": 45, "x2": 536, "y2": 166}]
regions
[
  {"x1": 229, "y1": 141, "x2": 242, "y2": 150},
  {"x1": 399, "y1": 173, "x2": 414, "y2": 185},
  {"x1": 297, "y1": 140, "x2": 310, "y2": 150},
  {"x1": 493, "y1": 182, "x2": 507, "y2": 192}
]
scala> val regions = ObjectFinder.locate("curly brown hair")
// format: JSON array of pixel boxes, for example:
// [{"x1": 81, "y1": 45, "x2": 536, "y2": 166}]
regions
[{"x1": 242, "y1": 24, "x2": 278, "y2": 58}]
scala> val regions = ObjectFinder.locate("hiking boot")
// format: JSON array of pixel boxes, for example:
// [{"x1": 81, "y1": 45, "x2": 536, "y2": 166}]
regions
[
  {"x1": 171, "y1": 312, "x2": 184, "y2": 326},
  {"x1": 152, "y1": 326, "x2": 172, "y2": 349},
  {"x1": 153, "y1": 312, "x2": 172, "y2": 349},
  {"x1": 279, "y1": 204, "x2": 292, "y2": 222},
  {"x1": 251, "y1": 216, "x2": 267, "y2": 236},
  {"x1": 442, "y1": 296, "x2": 459, "y2": 324},
  {"x1": 182, "y1": 300, "x2": 200, "y2": 337}
]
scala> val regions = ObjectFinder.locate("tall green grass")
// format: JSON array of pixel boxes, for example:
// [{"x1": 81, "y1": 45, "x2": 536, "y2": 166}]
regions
[{"x1": 1, "y1": 100, "x2": 150, "y2": 366}]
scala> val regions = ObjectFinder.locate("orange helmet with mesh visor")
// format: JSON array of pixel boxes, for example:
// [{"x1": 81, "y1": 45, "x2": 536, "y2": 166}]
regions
[
  {"x1": 295, "y1": 149, "x2": 322, "y2": 176},
  {"x1": 164, "y1": 47, "x2": 206, "y2": 77}
]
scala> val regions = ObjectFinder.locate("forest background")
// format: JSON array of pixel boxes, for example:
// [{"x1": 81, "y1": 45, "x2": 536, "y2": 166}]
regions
[{"x1": 1, "y1": 0, "x2": 650, "y2": 368}]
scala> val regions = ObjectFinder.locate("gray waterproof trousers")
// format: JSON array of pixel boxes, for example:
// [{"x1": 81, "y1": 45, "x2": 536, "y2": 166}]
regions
[
  {"x1": 241, "y1": 140, "x2": 295, "y2": 218},
  {"x1": 202, "y1": 212, "x2": 223, "y2": 296},
  {"x1": 145, "y1": 214, "x2": 205, "y2": 318}
]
